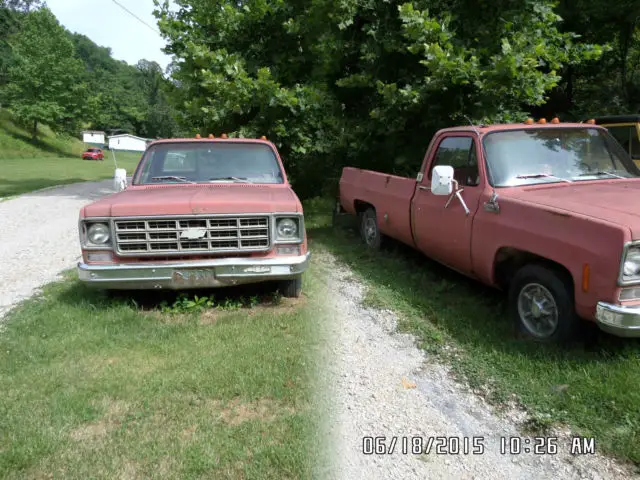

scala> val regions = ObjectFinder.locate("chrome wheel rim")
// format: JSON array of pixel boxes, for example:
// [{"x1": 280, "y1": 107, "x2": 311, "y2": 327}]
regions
[
  {"x1": 363, "y1": 216, "x2": 377, "y2": 245},
  {"x1": 517, "y1": 283, "x2": 559, "y2": 338}
]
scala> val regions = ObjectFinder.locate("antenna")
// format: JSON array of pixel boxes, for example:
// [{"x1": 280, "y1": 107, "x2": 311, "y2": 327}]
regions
[{"x1": 463, "y1": 115, "x2": 481, "y2": 136}]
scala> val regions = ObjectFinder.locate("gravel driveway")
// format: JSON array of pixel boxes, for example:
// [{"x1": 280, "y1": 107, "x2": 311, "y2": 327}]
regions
[
  {"x1": 0, "y1": 180, "x2": 116, "y2": 319},
  {"x1": 315, "y1": 253, "x2": 637, "y2": 480}
]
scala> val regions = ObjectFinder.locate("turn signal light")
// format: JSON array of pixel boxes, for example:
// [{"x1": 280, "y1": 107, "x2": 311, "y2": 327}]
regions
[
  {"x1": 551, "y1": 117, "x2": 560, "y2": 124},
  {"x1": 537, "y1": 118, "x2": 547, "y2": 124},
  {"x1": 582, "y1": 263, "x2": 590, "y2": 292}
]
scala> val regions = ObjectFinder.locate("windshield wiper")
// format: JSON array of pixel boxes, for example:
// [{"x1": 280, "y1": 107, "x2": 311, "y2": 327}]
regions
[
  {"x1": 151, "y1": 176, "x2": 195, "y2": 184},
  {"x1": 516, "y1": 173, "x2": 573, "y2": 184},
  {"x1": 208, "y1": 176, "x2": 252, "y2": 183},
  {"x1": 576, "y1": 171, "x2": 625, "y2": 179}
]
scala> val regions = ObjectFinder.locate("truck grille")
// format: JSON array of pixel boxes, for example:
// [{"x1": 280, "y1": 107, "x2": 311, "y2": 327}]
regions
[{"x1": 113, "y1": 216, "x2": 270, "y2": 256}]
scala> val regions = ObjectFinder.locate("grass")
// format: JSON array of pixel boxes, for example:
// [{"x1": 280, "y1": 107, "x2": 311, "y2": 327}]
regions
[
  {"x1": 0, "y1": 269, "x2": 327, "y2": 478},
  {"x1": 304, "y1": 197, "x2": 640, "y2": 467},
  {"x1": 0, "y1": 109, "x2": 142, "y2": 198}
]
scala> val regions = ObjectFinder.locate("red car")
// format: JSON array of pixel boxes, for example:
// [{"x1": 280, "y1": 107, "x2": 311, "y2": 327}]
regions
[{"x1": 82, "y1": 148, "x2": 104, "y2": 161}]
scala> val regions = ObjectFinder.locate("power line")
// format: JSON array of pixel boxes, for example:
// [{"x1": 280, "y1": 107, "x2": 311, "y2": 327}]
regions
[{"x1": 110, "y1": 0, "x2": 161, "y2": 35}]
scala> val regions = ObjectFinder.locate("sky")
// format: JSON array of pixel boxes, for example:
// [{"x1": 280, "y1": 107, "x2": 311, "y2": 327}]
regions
[{"x1": 46, "y1": 0, "x2": 173, "y2": 70}]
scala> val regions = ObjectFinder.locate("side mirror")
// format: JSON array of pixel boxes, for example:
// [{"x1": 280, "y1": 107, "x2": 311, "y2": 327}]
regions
[
  {"x1": 431, "y1": 165, "x2": 454, "y2": 196},
  {"x1": 114, "y1": 168, "x2": 127, "y2": 192}
]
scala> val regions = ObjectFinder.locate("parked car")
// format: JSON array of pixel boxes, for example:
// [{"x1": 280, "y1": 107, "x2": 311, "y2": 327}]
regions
[
  {"x1": 82, "y1": 148, "x2": 104, "y2": 161},
  {"x1": 77, "y1": 135, "x2": 310, "y2": 298},
  {"x1": 337, "y1": 118, "x2": 640, "y2": 341},
  {"x1": 593, "y1": 115, "x2": 640, "y2": 168}
]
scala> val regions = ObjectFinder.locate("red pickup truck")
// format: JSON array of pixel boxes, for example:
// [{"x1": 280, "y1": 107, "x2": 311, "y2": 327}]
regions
[
  {"x1": 338, "y1": 119, "x2": 640, "y2": 341},
  {"x1": 77, "y1": 135, "x2": 309, "y2": 298}
]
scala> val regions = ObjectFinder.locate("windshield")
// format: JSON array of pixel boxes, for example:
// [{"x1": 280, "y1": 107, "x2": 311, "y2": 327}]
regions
[
  {"x1": 87, "y1": 148, "x2": 99, "y2": 152},
  {"x1": 483, "y1": 128, "x2": 640, "y2": 187},
  {"x1": 135, "y1": 142, "x2": 285, "y2": 185}
]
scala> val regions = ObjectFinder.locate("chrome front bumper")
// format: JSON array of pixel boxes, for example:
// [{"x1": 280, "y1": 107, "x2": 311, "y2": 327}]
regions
[
  {"x1": 595, "y1": 302, "x2": 640, "y2": 337},
  {"x1": 77, "y1": 253, "x2": 310, "y2": 290}
]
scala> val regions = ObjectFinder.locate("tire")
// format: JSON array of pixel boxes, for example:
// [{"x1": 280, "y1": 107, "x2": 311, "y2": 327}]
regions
[
  {"x1": 508, "y1": 264, "x2": 579, "y2": 343},
  {"x1": 360, "y1": 207, "x2": 385, "y2": 249},
  {"x1": 279, "y1": 275, "x2": 302, "y2": 298}
]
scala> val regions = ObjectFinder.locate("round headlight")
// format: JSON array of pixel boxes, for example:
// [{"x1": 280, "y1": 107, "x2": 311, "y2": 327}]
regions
[
  {"x1": 87, "y1": 223, "x2": 110, "y2": 245},
  {"x1": 277, "y1": 218, "x2": 298, "y2": 238},
  {"x1": 624, "y1": 260, "x2": 640, "y2": 277}
]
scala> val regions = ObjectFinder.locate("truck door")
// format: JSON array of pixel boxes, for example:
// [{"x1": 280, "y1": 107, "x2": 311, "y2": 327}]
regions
[{"x1": 411, "y1": 134, "x2": 484, "y2": 275}]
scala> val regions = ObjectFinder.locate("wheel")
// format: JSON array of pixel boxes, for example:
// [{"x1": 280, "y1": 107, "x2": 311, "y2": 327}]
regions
[
  {"x1": 508, "y1": 264, "x2": 579, "y2": 342},
  {"x1": 360, "y1": 207, "x2": 384, "y2": 249},
  {"x1": 279, "y1": 275, "x2": 302, "y2": 298}
]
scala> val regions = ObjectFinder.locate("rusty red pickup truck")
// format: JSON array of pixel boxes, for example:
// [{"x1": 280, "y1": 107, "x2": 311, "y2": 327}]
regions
[
  {"x1": 77, "y1": 135, "x2": 309, "y2": 298},
  {"x1": 338, "y1": 119, "x2": 640, "y2": 341}
]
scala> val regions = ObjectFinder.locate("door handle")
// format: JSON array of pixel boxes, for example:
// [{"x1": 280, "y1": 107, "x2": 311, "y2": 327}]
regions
[{"x1": 417, "y1": 185, "x2": 430, "y2": 191}]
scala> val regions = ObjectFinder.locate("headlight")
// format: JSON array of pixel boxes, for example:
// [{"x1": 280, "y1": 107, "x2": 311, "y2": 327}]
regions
[
  {"x1": 275, "y1": 217, "x2": 302, "y2": 242},
  {"x1": 277, "y1": 218, "x2": 298, "y2": 238},
  {"x1": 87, "y1": 223, "x2": 110, "y2": 245},
  {"x1": 621, "y1": 245, "x2": 640, "y2": 283}
]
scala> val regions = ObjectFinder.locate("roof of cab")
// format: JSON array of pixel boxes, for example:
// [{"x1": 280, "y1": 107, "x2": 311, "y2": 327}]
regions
[
  {"x1": 147, "y1": 137, "x2": 272, "y2": 147},
  {"x1": 436, "y1": 122, "x2": 604, "y2": 135}
]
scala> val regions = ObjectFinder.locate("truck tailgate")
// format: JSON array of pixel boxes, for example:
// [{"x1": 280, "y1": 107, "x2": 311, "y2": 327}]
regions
[{"x1": 339, "y1": 167, "x2": 416, "y2": 247}]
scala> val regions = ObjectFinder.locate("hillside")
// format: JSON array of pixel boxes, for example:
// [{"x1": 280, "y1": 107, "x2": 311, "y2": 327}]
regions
[
  {"x1": 0, "y1": 109, "x2": 142, "y2": 198},
  {"x1": 0, "y1": 108, "x2": 85, "y2": 159}
]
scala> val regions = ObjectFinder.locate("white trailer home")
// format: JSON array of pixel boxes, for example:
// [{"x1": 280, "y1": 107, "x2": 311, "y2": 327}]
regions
[
  {"x1": 108, "y1": 134, "x2": 150, "y2": 153},
  {"x1": 82, "y1": 130, "x2": 105, "y2": 146}
]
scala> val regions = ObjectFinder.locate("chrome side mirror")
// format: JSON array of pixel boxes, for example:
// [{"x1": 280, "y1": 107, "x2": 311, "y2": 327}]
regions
[
  {"x1": 114, "y1": 168, "x2": 127, "y2": 192},
  {"x1": 431, "y1": 165, "x2": 454, "y2": 195}
]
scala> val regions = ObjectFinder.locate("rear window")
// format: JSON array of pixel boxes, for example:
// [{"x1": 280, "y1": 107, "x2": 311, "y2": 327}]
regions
[
  {"x1": 135, "y1": 142, "x2": 284, "y2": 185},
  {"x1": 87, "y1": 148, "x2": 99, "y2": 152}
]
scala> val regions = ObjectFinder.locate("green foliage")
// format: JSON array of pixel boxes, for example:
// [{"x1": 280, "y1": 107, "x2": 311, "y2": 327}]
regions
[
  {"x1": 0, "y1": 7, "x2": 87, "y2": 137},
  {"x1": 159, "y1": 293, "x2": 263, "y2": 314},
  {"x1": 0, "y1": 3, "x2": 178, "y2": 142},
  {"x1": 156, "y1": 0, "x2": 604, "y2": 197}
]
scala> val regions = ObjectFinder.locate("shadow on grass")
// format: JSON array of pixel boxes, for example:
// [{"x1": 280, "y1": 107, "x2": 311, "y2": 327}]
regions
[
  {"x1": 3, "y1": 128, "x2": 75, "y2": 158},
  {"x1": 310, "y1": 219, "x2": 639, "y2": 360},
  {"x1": 55, "y1": 277, "x2": 289, "y2": 314},
  {"x1": 0, "y1": 178, "x2": 92, "y2": 198}
]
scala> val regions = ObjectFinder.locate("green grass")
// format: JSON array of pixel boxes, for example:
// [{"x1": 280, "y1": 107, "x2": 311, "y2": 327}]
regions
[
  {"x1": 304, "y1": 197, "x2": 640, "y2": 466},
  {"x1": 0, "y1": 268, "x2": 326, "y2": 478},
  {"x1": 0, "y1": 109, "x2": 142, "y2": 197}
]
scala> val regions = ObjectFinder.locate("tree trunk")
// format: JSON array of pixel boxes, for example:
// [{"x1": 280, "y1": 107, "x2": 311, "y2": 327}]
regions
[{"x1": 32, "y1": 119, "x2": 37, "y2": 140}]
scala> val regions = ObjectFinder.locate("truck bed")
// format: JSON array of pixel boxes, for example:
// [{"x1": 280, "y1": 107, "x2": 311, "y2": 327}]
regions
[{"x1": 339, "y1": 167, "x2": 417, "y2": 247}]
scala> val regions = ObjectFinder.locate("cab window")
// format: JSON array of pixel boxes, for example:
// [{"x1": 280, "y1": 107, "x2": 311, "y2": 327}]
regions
[
  {"x1": 429, "y1": 136, "x2": 479, "y2": 187},
  {"x1": 606, "y1": 125, "x2": 633, "y2": 155}
]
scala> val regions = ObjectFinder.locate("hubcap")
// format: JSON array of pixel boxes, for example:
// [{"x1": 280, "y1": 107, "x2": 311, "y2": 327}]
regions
[
  {"x1": 363, "y1": 216, "x2": 377, "y2": 245},
  {"x1": 517, "y1": 283, "x2": 559, "y2": 339}
]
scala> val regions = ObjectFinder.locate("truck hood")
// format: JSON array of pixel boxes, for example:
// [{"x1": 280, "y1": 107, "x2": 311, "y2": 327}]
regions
[
  {"x1": 506, "y1": 180, "x2": 640, "y2": 237},
  {"x1": 83, "y1": 184, "x2": 301, "y2": 217}
]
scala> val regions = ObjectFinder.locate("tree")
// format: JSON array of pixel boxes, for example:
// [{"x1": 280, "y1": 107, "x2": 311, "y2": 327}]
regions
[
  {"x1": 1, "y1": 7, "x2": 87, "y2": 138},
  {"x1": 0, "y1": 0, "x2": 42, "y2": 92},
  {"x1": 155, "y1": 0, "x2": 603, "y2": 197}
]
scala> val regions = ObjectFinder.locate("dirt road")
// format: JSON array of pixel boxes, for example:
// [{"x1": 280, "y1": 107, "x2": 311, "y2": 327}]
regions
[
  {"x1": 0, "y1": 180, "x2": 115, "y2": 320},
  {"x1": 314, "y1": 253, "x2": 636, "y2": 480}
]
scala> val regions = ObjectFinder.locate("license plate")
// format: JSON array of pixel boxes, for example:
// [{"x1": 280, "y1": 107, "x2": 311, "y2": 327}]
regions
[{"x1": 172, "y1": 269, "x2": 216, "y2": 286}]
